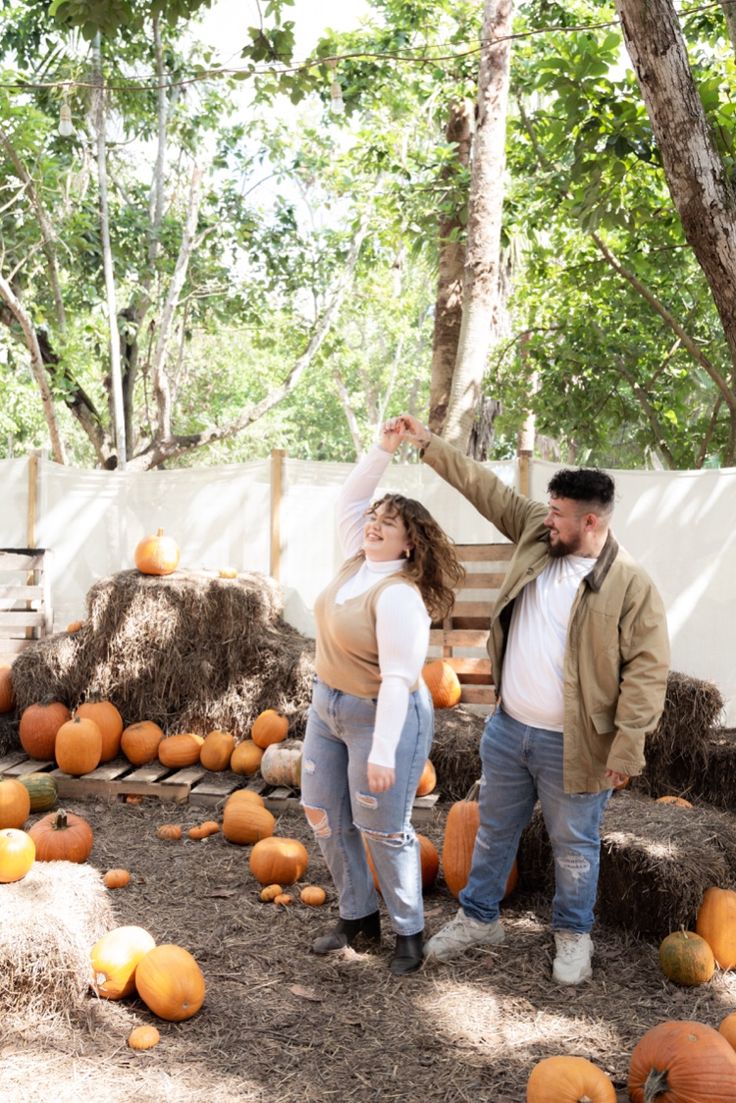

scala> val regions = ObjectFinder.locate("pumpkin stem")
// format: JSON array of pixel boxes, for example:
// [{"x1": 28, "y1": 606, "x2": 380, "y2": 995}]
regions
[
  {"x1": 52, "y1": 810, "x2": 70, "y2": 831},
  {"x1": 643, "y1": 1067, "x2": 669, "y2": 1103}
]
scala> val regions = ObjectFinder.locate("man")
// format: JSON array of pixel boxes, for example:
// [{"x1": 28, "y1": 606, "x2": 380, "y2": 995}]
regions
[{"x1": 394, "y1": 414, "x2": 670, "y2": 985}]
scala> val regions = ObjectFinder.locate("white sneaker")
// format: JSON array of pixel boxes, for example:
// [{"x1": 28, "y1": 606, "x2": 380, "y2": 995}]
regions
[
  {"x1": 552, "y1": 931, "x2": 593, "y2": 985},
  {"x1": 423, "y1": 908, "x2": 505, "y2": 962}
]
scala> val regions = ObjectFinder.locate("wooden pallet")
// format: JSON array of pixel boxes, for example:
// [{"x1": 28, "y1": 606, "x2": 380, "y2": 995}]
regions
[{"x1": 0, "y1": 751, "x2": 441, "y2": 823}]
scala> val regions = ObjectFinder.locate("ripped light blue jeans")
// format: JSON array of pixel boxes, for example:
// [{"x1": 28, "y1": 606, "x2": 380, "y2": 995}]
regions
[
  {"x1": 460, "y1": 706, "x2": 611, "y2": 934},
  {"x1": 301, "y1": 676, "x2": 433, "y2": 937}
]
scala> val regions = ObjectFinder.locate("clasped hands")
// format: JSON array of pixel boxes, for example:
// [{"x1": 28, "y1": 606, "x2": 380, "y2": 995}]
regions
[{"x1": 380, "y1": 413, "x2": 431, "y2": 453}]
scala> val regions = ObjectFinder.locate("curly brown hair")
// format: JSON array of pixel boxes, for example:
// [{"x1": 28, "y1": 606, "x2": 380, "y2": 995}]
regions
[{"x1": 364, "y1": 493, "x2": 465, "y2": 621}]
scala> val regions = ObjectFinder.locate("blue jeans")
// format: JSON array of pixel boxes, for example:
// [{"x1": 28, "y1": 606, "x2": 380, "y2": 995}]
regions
[
  {"x1": 301, "y1": 676, "x2": 433, "y2": 936},
  {"x1": 460, "y1": 706, "x2": 611, "y2": 934}
]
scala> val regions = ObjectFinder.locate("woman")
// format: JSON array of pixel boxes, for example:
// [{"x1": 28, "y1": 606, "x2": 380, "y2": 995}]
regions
[{"x1": 301, "y1": 421, "x2": 463, "y2": 975}]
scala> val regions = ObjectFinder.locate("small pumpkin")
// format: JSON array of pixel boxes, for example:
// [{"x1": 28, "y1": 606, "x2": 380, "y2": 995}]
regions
[
  {"x1": 103, "y1": 868, "x2": 131, "y2": 889},
  {"x1": 19, "y1": 701, "x2": 71, "y2": 760},
  {"x1": 628, "y1": 1019, "x2": 736, "y2": 1102},
  {"x1": 158, "y1": 733, "x2": 204, "y2": 769},
  {"x1": 91, "y1": 924, "x2": 156, "y2": 1000},
  {"x1": 659, "y1": 930, "x2": 715, "y2": 986},
  {"x1": 121, "y1": 721, "x2": 165, "y2": 766},
  {"x1": 55, "y1": 715, "x2": 103, "y2": 776},
  {"x1": 199, "y1": 729, "x2": 235, "y2": 772},
  {"x1": 225, "y1": 788, "x2": 266, "y2": 808},
  {"x1": 0, "y1": 777, "x2": 31, "y2": 829},
  {"x1": 656, "y1": 795, "x2": 694, "y2": 809},
  {"x1": 66, "y1": 620, "x2": 85, "y2": 634},
  {"x1": 442, "y1": 786, "x2": 517, "y2": 900},
  {"x1": 223, "y1": 801, "x2": 275, "y2": 845},
  {"x1": 259, "y1": 883, "x2": 283, "y2": 902},
  {"x1": 127, "y1": 1025, "x2": 161, "y2": 1051},
  {"x1": 156, "y1": 824, "x2": 182, "y2": 841},
  {"x1": 18, "y1": 772, "x2": 58, "y2": 812},
  {"x1": 75, "y1": 700, "x2": 124, "y2": 762},
  {"x1": 134, "y1": 528, "x2": 180, "y2": 576},
  {"x1": 251, "y1": 709, "x2": 289, "y2": 749},
  {"x1": 0, "y1": 663, "x2": 14, "y2": 713},
  {"x1": 187, "y1": 821, "x2": 220, "y2": 840},
  {"x1": 526, "y1": 1055, "x2": 616, "y2": 1103},
  {"x1": 422, "y1": 659, "x2": 461, "y2": 709},
  {"x1": 0, "y1": 828, "x2": 35, "y2": 883},
  {"x1": 260, "y1": 740, "x2": 302, "y2": 788},
  {"x1": 719, "y1": 1012, "x2": 736, "y2": 1051},
  {"x1": 29, "y1": 809, "x2": 94, "y2": 863},
  {"x1": 249, "y1": 836, "x2": 309, "y2": 886},
  {"x1": 696, "y1": 886, "x2": 736, "y2": 970},
  {"x1": 135, "y1": 944, "x2": 206, "y2": 1022},
  {"x1": 274, "y1": 893, "x2": 293, "y2": 907},
  {"x1": 218, "y1": 567, "x2": 238, "y2": 579},
  {"x1": 230, "y1": 740, "x2": 264, "y2": 776},
  {"x1": 300, "y1": 885, "x2": 327, "y2": 907},
  {"x1": 416, "y1": 758, "x2": 436, "y2": 797}
]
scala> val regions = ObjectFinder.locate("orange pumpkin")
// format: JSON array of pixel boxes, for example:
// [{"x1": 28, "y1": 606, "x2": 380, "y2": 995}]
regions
[
  {"x1": 156, "y1": 823, "x2": 183, "y2": 840},
  {"x1": 187, "y1": 821, "x2": 220, "y2": 840},
  {"x1": 55, "y1": 715, "x2": 103, "y2": 776},
  {"x1": 273, "y1": 893, "x2": 293, "y2": 907},
  {"x1": 659, "y1": 930, "x2": 715, "y2": 986},
  {"x1": 134, "y1": 528, "x2": 180, "y2": 576},
  {"x1": 251, "y1": 709, "x2": 289, "y2": 749},
  {"x1": 121, "y1": 720, "x2": 165, "y2": 766},
  {"x1": 656, "y1": 795, "x2": 694, "y2": 809},
  {"x1": 158, "y1": 733, "x2": 204, "y2": 768},
  {"x1": 199, "y1": 729, "x2": 235, "y2": 771},
  {"x1": 300, "y1": 885, "x2": 327, "y2": 907},
  {"x1": 223, "y1": 800, "x2": 275, "y2": 845},
  {"x1": 91, "y1": 924, "x2": 156, "y2": 1000},
  {"x1": 259, "y1": 883, "x2": 283, "y2": 902},
  {"x1": 0, "y1": 828, "x2": 35, "y2": 883},
  {"x1": 127, "y1": 1025, "x2": 160, "y2": 1051},
  {"x1": 527, "y1": 1055, "x2": 616, "y2": 1102},
  {"x1": 103, "y1": 868, "x2": 131, "y2": 889},
  {"x1": 29, "y1": 809, "x2": 94, "y2": 863},
  {"x1": 696, "y1": 886, "x2": 736, "y2": 970},
  {"x1": 0, "y1": 663, "x2": 14, "y2": 713},
  {"x1": 66, "y1": 620, "x2": 85, "y2": 634},
  {"x1": 230, "y1": 740, "x2": 264, "y2": 776},
  {"x1": 19, "y1": 701, "x2": 71, "y2": 760},
  {"x1": 366, "y1": 833, "x2": 439, "y2": 893},
  {"x1": 75, "y1": 701, "x2": 124, "y2": 762},
  {"x1": 416, "y1": 759, "x2": 436, "y2": 797},
  {"x1": 225, "y1": 788, "x2": 265, "y2": 808},
  {"x1": 442, "y1": 790, "x2": 517, "y2": 900},
  {"x1": 719, "y1": 1012, "x2": 736, "y2": 1051},
  {"x1": 249, "y1": 836, "x2": 309, "y2": 885},
  {"x1": 628, "y1": 1020, "x2": 736, "y2": 1102},
  {"x1": 135, "y1": 944, "x2": 206, "y2": 1021},
  {"x1": 0, "y1": 777, "x2": 31, "y2": 829},
  {"x1": 422, "y1": 660, "x2": 461, "y2": 709}
]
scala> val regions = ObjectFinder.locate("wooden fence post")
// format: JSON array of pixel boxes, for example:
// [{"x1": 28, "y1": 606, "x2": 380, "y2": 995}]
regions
[
  {"x1": 270, "y1": 448, "x2": 286, "y2": 582},
  {"x1": 26, "y1": 451, "x2": 39, "y2": 548}
]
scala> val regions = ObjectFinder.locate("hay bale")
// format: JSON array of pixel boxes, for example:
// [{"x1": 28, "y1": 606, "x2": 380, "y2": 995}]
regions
[
  {"x1": 0, "y1": 861, "x2": 114, "y2": 1024},
  {"x1": 0, "y1": 712, "x2": 18, "y2": 757},
  {"x1": 696, "y1": 729, "x2": 736, "y2": 811},
  {"x1": 430, "y1": 707, "x2": 484, "y2": 801},
  {"x1": 518, "y1": 790, "x2": 736, "y2": 940},
  {"x1": 10, "y1": 569, "x2": 314, "y2": 743}
]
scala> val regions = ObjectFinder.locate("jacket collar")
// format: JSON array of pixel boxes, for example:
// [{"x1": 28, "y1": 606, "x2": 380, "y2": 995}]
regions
[{"x1": 583, "y1": 529, "x2": 619, "y2": 592}]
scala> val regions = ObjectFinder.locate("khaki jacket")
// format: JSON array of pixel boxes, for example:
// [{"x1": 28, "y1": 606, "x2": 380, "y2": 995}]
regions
[{"x1": 423, "y1": 435, "x2": 670, "y2": 793}]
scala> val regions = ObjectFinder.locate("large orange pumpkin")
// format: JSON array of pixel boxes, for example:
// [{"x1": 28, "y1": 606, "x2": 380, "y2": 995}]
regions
[
  {"x1": 442, "y1": 790, "x2": 517, "y2": 900},
  {"x1": 225, "y1": 788, "x2": 265, "y2": 808},
  {"x1": 135, "y1": 944, "x2": 206, "y2": 1021},
  {"x1": 366, "y1": 832, "x2": 439, "y2": 893},
  {"x1": 230, "y1": 740, "x2": 264, "y2": 776},
  {"x1": 251, "y1": 709, "x2": 289, "y2": 749},
  {"x1": 55, "y1": 715, "x2": 103, "y2": 776},
  {"x1": 19, "y1": 701, "x2": 71, "y2": 760},
  {"x1": 249, "y1": 836, "x2": 309, "y2": 885},
  {"x1": 0, "y1": 664, "x2": 14, "y2": 713},
  {"x1": 121, "y1": 720, "x2": 165, "y2": 765},
  {"x1": 29, "y1": 809, "x2": 94, "y2": 863},
  {"x1": 75, "y1": 701, "x2": 124, "y2": 762},
  {"x1": 0, "y1": 828, "x2": 35, "y2": 883},
  {"x1": 222, "y1": 800, "x2": 275, "y2": 845},
  {"x1": 199, "y1": 729, "x2": 235, "y2": 771},
  {"x1": 0, "y1": 777, "x2": 31, "y2": 829},
  {"x1": 628, "y1": 1020, "x2": 736, "y2": 1102},
  {"x1": 422, "y1": 660, "x2": 462, "y2": 709},
  {"x1": 696, "y1": 886, "x2": 736, "y2": 969},
  {"x1": 158, "y1": 733, "x2": 204, "y2": 768},
  {"x1": 134, "y1": 528, "x2": 180, "y2": 575},
  {"x1": 659, "y1": 930, "x2": 715, "y2": 986},
  {"x1": 526, "y1": 1055, "x2": 616, "y2": 1103},
  {"x1": 91, "y1": 925, "x2": 156, "y2": 1000}
]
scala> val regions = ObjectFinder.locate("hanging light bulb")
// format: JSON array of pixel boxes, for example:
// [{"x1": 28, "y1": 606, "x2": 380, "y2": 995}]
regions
[
  {"x1": 330, "y1": 79, "x2": 344, "y2": 116},
  {"x1": 58, "y1": 102, "x2": 74, "y2": 138}
]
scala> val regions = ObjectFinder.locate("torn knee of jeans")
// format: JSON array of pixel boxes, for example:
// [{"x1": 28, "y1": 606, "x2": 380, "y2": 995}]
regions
[
  {"x1": 303, "y1": 804, "x2": 331, "y2": 838},
  {"x1": 363, "y1": 828, "x2": 404, "y2": 849},
  {"x1": 557, "y1": 850, "x2": 590, "y2": 880},
  {"x1": 355, "y1": 791, "x2": 378, "y2": 810},
  {"x1": 302, "y1": 756, "x2": 316, "y2": 775}
]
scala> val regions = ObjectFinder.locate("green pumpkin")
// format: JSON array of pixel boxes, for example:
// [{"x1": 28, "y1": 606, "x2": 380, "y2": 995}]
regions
[{"x1": 18, "y1": 772, "x2": 58, "y2": 812}]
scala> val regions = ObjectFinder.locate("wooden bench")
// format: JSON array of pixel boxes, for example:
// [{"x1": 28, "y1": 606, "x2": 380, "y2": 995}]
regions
[
  {"x1": 0, "y1": 548, "x2": 52, "y2": 656},
  {"x1": 428, "y1": 543, "x2": 514, "y2": 708}
]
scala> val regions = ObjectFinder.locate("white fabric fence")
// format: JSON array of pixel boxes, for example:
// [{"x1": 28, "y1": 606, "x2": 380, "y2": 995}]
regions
[{"x1": 1, "y1": 452, "x2": 734, "y2": 725}]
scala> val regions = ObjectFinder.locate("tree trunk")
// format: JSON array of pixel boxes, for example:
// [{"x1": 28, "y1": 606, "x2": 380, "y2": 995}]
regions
[
  {"x1": 428, "y1": 100, "x2": 473, "y2": 436},
  {"x1": 616, "y1": 0, "x2": 736, "y2": 406},
  {"x1": 719, "y1": 0, "x2": 736, "y2": 60},
  {"x1": 442, "y1": 0, "x2": 514, "y2": 452}
]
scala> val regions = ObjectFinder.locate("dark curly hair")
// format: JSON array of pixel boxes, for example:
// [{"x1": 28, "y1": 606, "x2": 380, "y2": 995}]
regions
[
  {"x1": 547, "y1": 468, "x2": 615, "y2": 516},
  {"x1": 364, "y1": 493, "x2": 464, "y2": 622}
]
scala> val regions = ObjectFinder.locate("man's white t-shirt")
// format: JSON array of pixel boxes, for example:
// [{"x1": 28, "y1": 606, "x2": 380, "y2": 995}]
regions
[{"x1": 500, "y1": 554, "x2": 594, "y2": 731}]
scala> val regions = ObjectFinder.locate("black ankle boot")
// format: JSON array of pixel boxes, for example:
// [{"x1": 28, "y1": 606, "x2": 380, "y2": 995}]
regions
[
  {"x1": 389, "y1": 931, "x2": 424, "y2": 976},
  {"x1": 312, "y1": 910, "x2": 381, "y2": 955}
]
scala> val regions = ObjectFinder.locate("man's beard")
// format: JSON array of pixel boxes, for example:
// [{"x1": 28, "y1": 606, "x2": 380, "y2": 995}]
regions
[{"x1": 548, "y1": 533, "x2": 583, "y2": 558}]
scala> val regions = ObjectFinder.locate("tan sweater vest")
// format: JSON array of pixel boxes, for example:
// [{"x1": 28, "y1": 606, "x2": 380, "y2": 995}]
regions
[{"x1": 314, "y1": 558, "x2": 421, "y2": 699}]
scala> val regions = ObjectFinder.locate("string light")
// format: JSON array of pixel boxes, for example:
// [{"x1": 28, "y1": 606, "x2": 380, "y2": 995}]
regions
[{"x1": 58, "y1": 101, "x2": 74, "y2": 137}]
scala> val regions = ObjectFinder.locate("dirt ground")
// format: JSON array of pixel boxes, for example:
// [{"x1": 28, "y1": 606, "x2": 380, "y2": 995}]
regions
[{"x1": 3, "y1": 793, "x2": 736, "y2": 1103}]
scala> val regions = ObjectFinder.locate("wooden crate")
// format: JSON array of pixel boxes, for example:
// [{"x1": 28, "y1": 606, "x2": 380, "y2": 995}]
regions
[
  {"x1": 429, "y1": 543, "x2": 513, "y2": 708},
  {"x1": 0, "y1": 548, "x2": 52, "y2": 655}
]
